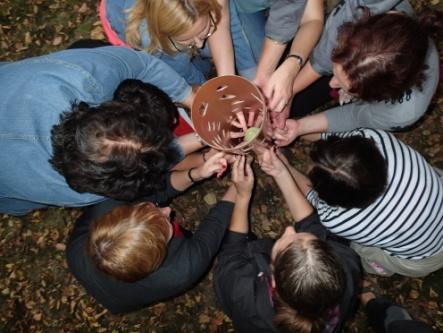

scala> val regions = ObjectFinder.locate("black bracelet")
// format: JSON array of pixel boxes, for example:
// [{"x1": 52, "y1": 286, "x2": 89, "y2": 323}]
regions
[
  {"x1": 286, "y1": 54, "x2": 304, "y2": 66},
  {"x1": 187, "y1": 168, "x2": 197, "y2": 183}
]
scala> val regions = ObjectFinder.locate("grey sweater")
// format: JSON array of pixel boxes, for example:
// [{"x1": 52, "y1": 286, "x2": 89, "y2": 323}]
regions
[{"x1": 310, "y1": 0, "x2": 439, "y2": 132}]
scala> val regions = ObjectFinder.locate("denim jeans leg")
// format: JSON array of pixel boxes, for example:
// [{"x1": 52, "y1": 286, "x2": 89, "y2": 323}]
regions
[{"x1": 229, "y1": 0, "x2": 266, "y2": 79}]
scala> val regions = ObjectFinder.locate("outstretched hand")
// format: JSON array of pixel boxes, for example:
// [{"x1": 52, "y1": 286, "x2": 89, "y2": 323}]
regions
[
  {"x1": 198, "y1": 152, "x2": 228, "y2": 179},
  {"x1": 273, "y1": 119, "x2": 300, "y2": 146},
  {"x1": 232, "y1": 155, "x2": 254, "y2": 198},
  {"x1": 260, "y1": 147, "x2": 287, "y2": 178}
]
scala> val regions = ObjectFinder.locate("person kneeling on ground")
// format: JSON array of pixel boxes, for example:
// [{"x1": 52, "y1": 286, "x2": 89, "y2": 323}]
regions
[
  {"x1": 213, "y1": 155, "x2": 361, "y2": 333},
  {"x1": 0, "y1": 46, "x2": 200, "y2": 216},
  {"x1": 275, "y1": 128, "x2": 443, "y2": 277},
  {"x1": 66, "y1": 152, "x2": 236, "y2": 313}
]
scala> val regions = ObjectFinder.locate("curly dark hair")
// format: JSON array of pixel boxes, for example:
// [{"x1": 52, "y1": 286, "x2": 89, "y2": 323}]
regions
[
  {"x1": 308, "y1": 135, "x2": 388, "y2": 209},
  {"x1": 50, "y1": 80, "x2": 180, "y2": 201},
  {"x1": 331, "y1": 8, "x2": 443, "y2": 102}
]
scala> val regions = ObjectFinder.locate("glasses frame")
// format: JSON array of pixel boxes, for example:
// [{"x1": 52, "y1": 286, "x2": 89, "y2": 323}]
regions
[{"x1": 168, "y1": 12, "x2": 216, "y2": 52}]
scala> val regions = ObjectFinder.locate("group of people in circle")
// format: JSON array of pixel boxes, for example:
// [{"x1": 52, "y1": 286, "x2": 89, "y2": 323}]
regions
[{"x1": 1, "y1": 0, "x2": 442, "y2": 332}]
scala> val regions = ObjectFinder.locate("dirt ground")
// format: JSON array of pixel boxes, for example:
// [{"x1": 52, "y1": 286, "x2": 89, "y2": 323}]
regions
[{"x1": 1, "y1": 0, "x2": 442, "y2": 332}]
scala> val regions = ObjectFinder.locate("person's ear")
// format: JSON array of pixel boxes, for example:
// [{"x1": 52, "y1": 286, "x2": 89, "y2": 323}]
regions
[{"x1": 271, "y1": 275, "x2": 276, "y2": 289}]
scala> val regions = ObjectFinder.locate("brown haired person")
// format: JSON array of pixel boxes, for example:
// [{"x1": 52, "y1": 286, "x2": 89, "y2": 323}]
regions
[
  {"x1": 66, "y1": 152, "x2": 234, "y2": 313},
  {"x1": 269, "y1": 0, "x2": 441, "y2": 139},
  {"x1": 213, "y1": 155, "x2": 361, "y2": 333}
]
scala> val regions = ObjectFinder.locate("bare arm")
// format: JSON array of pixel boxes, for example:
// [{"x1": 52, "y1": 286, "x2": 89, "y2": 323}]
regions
[
  {"x1": 170, "y1": 152, "x2": 227, "y2": 191},
  {"x1": 261, "y1": 149, "x2": 313, "y2": 221},
  {"x1": 176, "y1": 133, "x2": 205, "y2": 156},
  {"x1": 292, "y1": 60, "x2": 322, "y2": 95},
  {"x1": 229, "y1": 156, "x2": 254, "y2": 234},
  {"x1": 208, "y1": 0, "x2": 236, "y2": 76},
  {"x1": 273, "y1": 114, "x2": 326, "y2": 146},
  {"x1": 255, "y1": 0, "x2": 324, "y2": 112}
]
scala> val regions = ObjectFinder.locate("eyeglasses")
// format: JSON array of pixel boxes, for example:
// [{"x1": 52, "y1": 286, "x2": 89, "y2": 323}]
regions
[{"x1": 168, "y1": 13, "x2": 216, "y2": 52}]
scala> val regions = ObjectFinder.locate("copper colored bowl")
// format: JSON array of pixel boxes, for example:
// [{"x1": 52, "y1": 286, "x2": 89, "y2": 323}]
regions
[{"x1": 191, "y1": 75, "x2": 268, "y2": 154}]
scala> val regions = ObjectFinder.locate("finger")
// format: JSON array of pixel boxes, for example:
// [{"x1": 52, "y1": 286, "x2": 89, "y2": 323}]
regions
[
  {"x1": 273, "y1": 132, "x2": 287, "y2": 140},
  {"x1": 245, "y1": 161, "x2": 254, "y2": 179},
  {"x1": 238, "y1": 155, "x2": 245, "y2": 180},
  {"x1": 274, "y1": 139, "x2": 288, "y2": 147},
  {"x1": 232, "y1": 158, "x2": 240, "y2": 180},
  {"x1": 235, "y1": 112, "x2": 248, "y2": 131},
  {"x1": 247, "y1": 111, "x2": 255, "y2": 127},
  {"x1": 209, "y1": 151, "x2": 225, "y2": 162},
  {"x1": 230, "y1": 120, "x2": 243, "y2": 129},
  {"x1": 230, "y1": 131, "x2": 245, "y2": 139},
  {"x1": 275, "y1": 99, "x2": 287, "y2": 113}
]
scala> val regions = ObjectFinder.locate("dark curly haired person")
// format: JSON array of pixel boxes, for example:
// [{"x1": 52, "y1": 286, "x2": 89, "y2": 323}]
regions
[{"x1": 0, "y1": 46, "x2": 202, "y2": 216}]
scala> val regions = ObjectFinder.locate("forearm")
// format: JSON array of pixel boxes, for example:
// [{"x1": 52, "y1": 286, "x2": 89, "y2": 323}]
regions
[
  {"x1": 274, "y1": 168, "x2": 313, "y2": 221},
  {"x1": 255, "y1": 38, "x2": 286, "y2": 81},
  {"x1": 288, "y1": 0, "x2": 323, "y2": 64},
  {"x1": 292, "y1": 61, "x2": 322, "y2": 95},
  {"x1": 222, "y1": 184, "x2": 237, "y2": 203},
  {"x1": 210, "y1": 0, "x2": 235, "y2": 76},
  {"x1": 170, "y1": 167, "x2": 205, "y2": 192},
  {"x1": 229, "y1": 194, "x2": 250, "y2": 234},
  {"x1": 296, "y1": 113, "x2": 328, "y2": 139},
  {"x1": 283, "y1": 164, "x2": 313, "y2": 197},
  {"x1": 176, "y1": 133, "x2": 205, "y2": 155}
]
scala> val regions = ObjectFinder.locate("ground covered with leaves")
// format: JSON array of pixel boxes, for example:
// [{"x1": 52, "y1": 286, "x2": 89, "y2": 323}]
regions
[{"x1": 1, "y1": 0, "x2": 442, "y2": 332}]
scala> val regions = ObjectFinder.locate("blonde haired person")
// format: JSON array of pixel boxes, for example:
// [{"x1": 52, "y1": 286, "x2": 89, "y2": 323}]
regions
[
  {"x1": 66, "y1": 152, "x2": 239, "y2": 313},
  {"x1": 100, "y1": 0, "x2": 264, "y2": 84}
]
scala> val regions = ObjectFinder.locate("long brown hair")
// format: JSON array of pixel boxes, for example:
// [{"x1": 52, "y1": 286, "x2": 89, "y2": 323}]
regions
[
  {"x1": 272, "y1": 239, "x2": 345, "y2": 333},
  {"x1": 331, "y1": 8, "x2": 443, "y2": 102},
  {"x1": 126, "y1": 0, "x2": 221, "y2": 54}
]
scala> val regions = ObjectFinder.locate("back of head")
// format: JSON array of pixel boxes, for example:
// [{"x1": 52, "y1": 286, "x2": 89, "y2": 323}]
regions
[
  {"x1": 87, "y1": 202, "x2": 171, "y2": 282},
  {"x1": 273, "y1": 239, "x2": 345, "y2": 333},
  {"x1": 126, "y1": 0, "x2": 221, "y2": 53},
  {"x1": 50, "y1": 80, "x2": 180, "y2": 201},
  {"x1": 331, "y1": 8, "x2": 443, "y2": 102},
  {"x1": 308, "y1": 135, "x2": 387, "y2": 209}
]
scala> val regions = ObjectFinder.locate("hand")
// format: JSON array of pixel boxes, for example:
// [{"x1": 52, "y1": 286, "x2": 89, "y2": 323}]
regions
[
  {"x1": 263, "y1": 64, "x2": 298, "y2": 113},
  {"x1": 270, "y1": 103, "x2": 291, "y2": 130},
  {"x1": 197, "y1": 152, "x2": 227, "y2": 179},
  {"x1": 273, "y1": 119, "x2": 299, "y2": 146},
  {"x1": 260, "y1": 147, "x2": 287, "y2": 178},
  {"x1": 232, "y1": 155, "x2": 254, "y2": 197}
]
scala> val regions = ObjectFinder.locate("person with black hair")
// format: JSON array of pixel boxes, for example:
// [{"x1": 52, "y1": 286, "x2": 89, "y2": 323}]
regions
[
  {"x1": 213, "y1": 154, "x2": 361, "y2": 333},
  {"x1": 278, "y1": 128, "x2": 443, "y2": 277},
  {"x1": 0, "y1": 46, "x2": 202, "y2": 216}
]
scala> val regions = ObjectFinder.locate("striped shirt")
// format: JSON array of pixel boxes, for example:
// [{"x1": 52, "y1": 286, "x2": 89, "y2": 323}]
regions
[{"x1": 307, "y1": 129, "x2": 443, "y2": 259}]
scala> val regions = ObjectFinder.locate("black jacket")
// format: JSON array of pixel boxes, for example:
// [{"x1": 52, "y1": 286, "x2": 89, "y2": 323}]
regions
[
  {"x1": 66, "y1": 176, "x2": 234, "y2": 313},
  {"x1": 213, "y1": 212, "x2": 362, "y2": 333}
]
